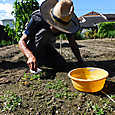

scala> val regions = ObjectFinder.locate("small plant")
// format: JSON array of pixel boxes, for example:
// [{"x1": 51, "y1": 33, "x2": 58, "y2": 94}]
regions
[
  {"x1": 86, "y1": 101, "x2": 105, "y2": 115},
  {"x1": 1, "y1": 91, "x2": 22, "y2": 112},
  {"x1": 92, "y1": 103, "x2": 104, "y2": 114},
  {"x1": 46, "y1": 79, "x2": 75, "y2": 100},
  {"x1": 46, "y1": 79, "x2": 65, "y2": 90},
  {"x1": 21, "y1": 72, "x2": 42, "y2": 86}
]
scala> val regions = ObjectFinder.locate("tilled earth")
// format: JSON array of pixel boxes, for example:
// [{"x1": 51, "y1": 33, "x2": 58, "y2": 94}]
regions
[{"x1": 0, "y1": 39, "x2": 115, "y2": 114}]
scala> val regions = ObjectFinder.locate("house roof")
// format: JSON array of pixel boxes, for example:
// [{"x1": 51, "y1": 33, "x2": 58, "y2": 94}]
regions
[
  {"x1": 79, "y1": 11, "x2": 115, "y2": 28},
  {"x1": 1, "y1": 19, "x2": 14, "y2": 21},
  {"x1": 80, "y1": 16, "x2": 108, "y2": 28},
  {"x1": 79, "y1": 11, "x2": 101, "y2": 19},
  {"x1": 102, "y1": 14, "x2": 115, "y2": 19}
]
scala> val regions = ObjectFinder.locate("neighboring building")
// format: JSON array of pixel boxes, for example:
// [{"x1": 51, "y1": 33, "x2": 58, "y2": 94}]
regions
[
  {"x1": 0, "y1": 19, "x2": 14, "y2": 29},
  {"x1": 80, "y1": 16, "x2": 107, "y2": 28},
  {"x1": 79, "y1": 11, "x2": 101, "y2": 21},
  {"x1": 79, "y1": 11, "x2": 115, "y2": 29},
  {"x1": 102, "y1": 14, "x2": 115, "y2": 22}
]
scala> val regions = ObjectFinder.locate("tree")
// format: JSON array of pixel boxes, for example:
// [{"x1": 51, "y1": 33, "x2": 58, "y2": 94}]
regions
[{"x1": 5, "y1": 0, "x2": 39, "y2": 43}]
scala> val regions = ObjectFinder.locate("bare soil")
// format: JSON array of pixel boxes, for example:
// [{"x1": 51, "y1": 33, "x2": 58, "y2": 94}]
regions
[{"x1": 0, "y1": 38, "x2": 115, "y2": 115}]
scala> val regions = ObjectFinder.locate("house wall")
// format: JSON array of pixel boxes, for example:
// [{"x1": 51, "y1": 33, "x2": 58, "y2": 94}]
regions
[{"x1": 2, "y1": 20, "x2": 14, "y2": 29}]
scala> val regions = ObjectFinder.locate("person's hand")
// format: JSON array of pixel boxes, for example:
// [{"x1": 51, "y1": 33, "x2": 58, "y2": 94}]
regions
[
  {"x1": 27, "y1": 56, "x2": 37, "y2": 71},
  {"x1": 77, "y1": 61, "x2": 96, "y2": 67}
]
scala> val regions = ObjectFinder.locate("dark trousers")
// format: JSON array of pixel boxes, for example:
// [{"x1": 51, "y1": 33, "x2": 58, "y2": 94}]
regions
[{"x1": 34, "y1": 43, "x2": 68, "y2": 69}]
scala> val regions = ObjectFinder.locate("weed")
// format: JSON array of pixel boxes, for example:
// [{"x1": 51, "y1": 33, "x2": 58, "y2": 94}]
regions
[
  {"x1": 21, "y1": 72, "x2": 42, "y2": 86},
  {"x1": 92, "y1": 103, "x2": 104, "y2": 114},
  {"x1": 86, "y1": 101, "x2": 105, "y2": 115},
  {"x1": 46, "y1": 79, "x2": 75, "y2": 100},
  {"x1": 46, "y1": 79, "x2": 65, "y2": 90},
  {"x1": 0, "y1": 91, "x2": 22, "y2": 112},
  {"x1": 96, "y1": 108, "x2": 104, "y2": 115},
  {"x1": 86, "y1": 94, "x2": 115, "y2": 115}
]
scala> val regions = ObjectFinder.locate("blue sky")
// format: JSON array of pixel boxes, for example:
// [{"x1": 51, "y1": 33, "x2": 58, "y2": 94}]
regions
[{"x1": 0, "y1": 0, "x2": 115, "y2": 21}]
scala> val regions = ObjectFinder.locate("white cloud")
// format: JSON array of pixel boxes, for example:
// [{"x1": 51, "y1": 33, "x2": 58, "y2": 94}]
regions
[
  {"x1": 0, "y1": 3, "x2": 13, "y2": 13},
  {"x1": 0, "y1": 3, "x2": 13, "y2": 20},
  {"x1": 37, "y1": 0, "x2": 45, "y2": 5},
  {"x1": 0, "y1": 0, "x2": 44, "y2": 20},
  {"x1": 0, "y1": 3, "x2": 4, "y2": 11}
]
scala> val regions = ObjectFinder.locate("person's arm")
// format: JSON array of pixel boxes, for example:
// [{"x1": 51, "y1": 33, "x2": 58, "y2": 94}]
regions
[
  {"x1": 66, "y1": 34, "x2": 96, "y2": 67},
  {"x1": 18, "y1": 33, "x2": 37, "y2": 71},
  {"x1": 66, "y1": 34, "x2": 83, "y2": 62}
]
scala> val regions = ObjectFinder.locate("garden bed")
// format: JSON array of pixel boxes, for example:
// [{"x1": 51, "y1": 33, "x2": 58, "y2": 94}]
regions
[{"x1": 0, "y1": 39, "x2": 115, "y2": 114}]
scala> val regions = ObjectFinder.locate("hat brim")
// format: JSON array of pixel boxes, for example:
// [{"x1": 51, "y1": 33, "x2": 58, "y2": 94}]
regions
[{"x1": 40, "y1": 0, "x2": 79, "y2": 34}]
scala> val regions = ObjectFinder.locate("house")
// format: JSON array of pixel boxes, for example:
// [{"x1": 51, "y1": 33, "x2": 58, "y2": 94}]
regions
[
  {"x1": 0, "y1": 19, "x2": 14, "y2": 29},
  {"x1": 79, "y1": 11, "x2": 101, "y2": 20},
  {"x1": 102, "y1": 14, "x2": 115, "y2": 22},
  {"x1": 80, "y1": 16, "x2": 107, "y2": 28},
  {"x1": 79, "y1": 11, "x2": 115, "y2": 29}
]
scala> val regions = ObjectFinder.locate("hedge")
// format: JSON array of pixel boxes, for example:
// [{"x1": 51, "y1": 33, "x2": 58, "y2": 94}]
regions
[{"x1": 97, "y1": 22, "x2": 115, "y2": 38}]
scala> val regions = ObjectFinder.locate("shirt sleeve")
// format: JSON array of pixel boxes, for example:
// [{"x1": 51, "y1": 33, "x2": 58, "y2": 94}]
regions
[
  {"x1": 24, "y1": 14, "x2": 42, "y2": 37},
  {"x1": 24, "y1": 18, "x2": 34, "y2": 36}
]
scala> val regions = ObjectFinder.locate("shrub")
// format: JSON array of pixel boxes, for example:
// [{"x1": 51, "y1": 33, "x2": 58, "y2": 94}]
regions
[
  {"x1": 0, "y1": 40, "x2": 12, "y2": 47},
  {"x1": 4, "y1": 25, "x2": 15, "y2": 44},
  {"x1": 108, "y1": 30, "x2": 115, "y2": 38},
  {"x1": 75, "y1": 30, "x2": 84, "y2": 40},
  {"x1": 81, "y1": 29, "x2": 98, "y2": 39},
  {"x1": 97, "y1": 22, "x2": 115, "y2": 38}
]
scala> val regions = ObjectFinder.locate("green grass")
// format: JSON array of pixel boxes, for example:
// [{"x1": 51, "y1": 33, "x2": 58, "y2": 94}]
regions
[
  {"x1": 0, "y1": 40, "x2": 12, "y2": 46},
  {"x1": 0, "y1": 91, "x2": 22, "y2": 112},
  {"x1": 46, "y1": 79, "x2": 77, "y2": 100}
]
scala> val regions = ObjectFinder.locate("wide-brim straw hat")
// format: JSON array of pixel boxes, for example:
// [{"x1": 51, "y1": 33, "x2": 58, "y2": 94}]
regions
[{"x1": 40, "y1": 0, "x2": 79, "y2": 34}]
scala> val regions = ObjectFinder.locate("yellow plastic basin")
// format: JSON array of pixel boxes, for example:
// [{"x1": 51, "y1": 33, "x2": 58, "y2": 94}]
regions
[{"x1": 68, "y1": 67, "x2": 109, "y2": 92}]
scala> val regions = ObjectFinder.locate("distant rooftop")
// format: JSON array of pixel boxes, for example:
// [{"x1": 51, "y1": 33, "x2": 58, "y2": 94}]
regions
[
  {"x1": 80, "y1": 16, "x2": 108, "y2": 28},
  {"x1": 79, "y1": 11, "x2": 115, "y2": 28},
  {"x1": 1, "y1": 19, "x2": 14, "y2": 21},
  {"x1": 79, "y1": 11, "x2": 101, "y2": 19},
  {"x1": 102, "y1": 14, "x2": 115, "y2": 19}
]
